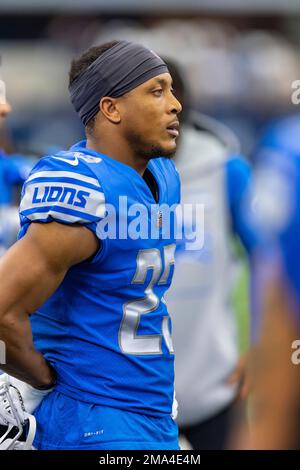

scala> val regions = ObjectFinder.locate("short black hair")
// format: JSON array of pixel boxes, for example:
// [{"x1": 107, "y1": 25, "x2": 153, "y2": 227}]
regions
[{"x1": 69, "y1": 40, "x2": 119, "y2": 133}]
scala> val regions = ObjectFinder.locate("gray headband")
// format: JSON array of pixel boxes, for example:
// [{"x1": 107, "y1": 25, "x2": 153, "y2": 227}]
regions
[{"x1": 69, "y1": 40, "x2": 169, "y2": 126}]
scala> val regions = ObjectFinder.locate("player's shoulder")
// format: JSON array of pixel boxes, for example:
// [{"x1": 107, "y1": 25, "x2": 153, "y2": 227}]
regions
[
  {"x1": 28, "y1": 147, "x2": 103, "y2": 186},
  {"x1": 19, "y1": 145, "x2": 107, "y2": 231}
]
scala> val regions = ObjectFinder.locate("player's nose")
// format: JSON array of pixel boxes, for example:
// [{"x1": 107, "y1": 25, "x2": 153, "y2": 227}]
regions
[{"x1": 169, "y1": 94, "x2": 182, "y2": 115}]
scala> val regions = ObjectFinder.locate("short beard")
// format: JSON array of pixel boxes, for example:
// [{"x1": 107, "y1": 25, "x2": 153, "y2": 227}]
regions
[{"x1": 125, "y1": 129, "x2": 176, "y2": 160}]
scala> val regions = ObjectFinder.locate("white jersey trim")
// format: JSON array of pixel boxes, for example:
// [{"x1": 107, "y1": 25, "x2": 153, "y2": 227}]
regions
[{"x1": 26, "y1": 171, "x2": 101, "y2": 189}]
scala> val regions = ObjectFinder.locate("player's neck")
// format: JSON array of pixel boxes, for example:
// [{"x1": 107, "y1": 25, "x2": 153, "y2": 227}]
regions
[{"x1": 86, "y1": 137, "x2": 148, "y2": 176}]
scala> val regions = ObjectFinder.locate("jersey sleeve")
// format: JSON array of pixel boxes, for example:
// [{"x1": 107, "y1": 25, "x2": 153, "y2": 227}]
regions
[{"x1": 18, "y1": 155, "x2": 106, "y2": 239}]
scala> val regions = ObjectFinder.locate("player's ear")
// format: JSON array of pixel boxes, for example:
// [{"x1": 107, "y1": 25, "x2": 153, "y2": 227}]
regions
[{"x1": 99, "y1": 97, "x2": 121, "y2": 124}]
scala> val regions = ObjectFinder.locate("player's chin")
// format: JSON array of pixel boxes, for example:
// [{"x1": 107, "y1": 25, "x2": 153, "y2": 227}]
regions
[{"x1": 160, "y1": 138, "x2": 178, "y2": 158}]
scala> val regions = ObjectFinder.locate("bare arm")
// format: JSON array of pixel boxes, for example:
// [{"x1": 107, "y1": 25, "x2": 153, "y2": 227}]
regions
[
  {"x1": 0, "y1": 221, "x2": 99, "y2": 389},
  {"x1": 250, "y1": 275, "x2": 300, "y2": 449}
]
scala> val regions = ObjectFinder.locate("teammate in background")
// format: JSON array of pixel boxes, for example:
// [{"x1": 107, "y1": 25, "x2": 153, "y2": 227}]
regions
[
  {"x1": 244, "y1": 116, "x2": 300, "y2": 449},
  {"x1": 164, "y1": 59, "x2": 255, "y2": 450},
  {"x1": 0, "y1": 77, "x2": 11, "y2": 133},
  {"x1": 0, "y1": 40, "x2": 182, "y2": 450},
  {"x1": 0, "y1": 75, "x2": 34, "y2": 254}
]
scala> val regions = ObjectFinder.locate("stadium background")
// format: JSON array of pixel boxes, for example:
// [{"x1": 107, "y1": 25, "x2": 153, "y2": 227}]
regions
[
  {"x1": 0, "y1": 0, "x2": 299, "y2": 432},
  {"x1": 1, "y1": 1, "x2": 300, "y2": 158}
]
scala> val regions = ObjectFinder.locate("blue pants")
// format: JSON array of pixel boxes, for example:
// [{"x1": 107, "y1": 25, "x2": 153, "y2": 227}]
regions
[{"x1": 33, "y1": 391, "x2": 179, "y2": 450}]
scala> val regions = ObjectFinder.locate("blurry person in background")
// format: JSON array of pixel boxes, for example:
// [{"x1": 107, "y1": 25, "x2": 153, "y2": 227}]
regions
[
  {"x1": 0, "y1": 74, "x2": 34, "y2": 255},
  {"x1": 0, "y1": 78, "x2": 12, "y2": 145},
  {"x1": 244, "y1": 116, "x2": 300, "y2": 449},
  {"x1": 165, "y1": 59, "x2": 256, "y2": 450}
]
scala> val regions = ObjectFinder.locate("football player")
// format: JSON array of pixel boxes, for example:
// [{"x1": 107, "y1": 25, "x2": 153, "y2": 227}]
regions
[{"x1": 0, "y1": 40, "x2": 182, "y2": 450}]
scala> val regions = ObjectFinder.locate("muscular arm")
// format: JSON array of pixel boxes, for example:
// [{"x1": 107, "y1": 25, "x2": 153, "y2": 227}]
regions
[
  {"x1": 0, "y1": 221, "x2": 99, "y2": 388},
  {"x1": 250, "y1": 274, "x2": 300, "y2": 449}
]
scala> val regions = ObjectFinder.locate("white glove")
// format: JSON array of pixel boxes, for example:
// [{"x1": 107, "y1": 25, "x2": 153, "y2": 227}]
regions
[
  {"x1": 0, "y1": 375, "x2": 38, "y2": 450},
  {"x1": 0, "y1": 375, "x2": 26, "y2": 427},
  {"x1": 0, "y1": 373, "x2": 53, "y2": 415}
]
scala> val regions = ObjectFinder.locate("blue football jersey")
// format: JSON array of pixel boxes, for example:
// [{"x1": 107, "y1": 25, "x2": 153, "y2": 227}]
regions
[
  {"x1": 19, "y1": 140, "x2": 180, "y2": 417},
  {"x1": 249, "y1": 117, "x2": 300, "y2": 325}
]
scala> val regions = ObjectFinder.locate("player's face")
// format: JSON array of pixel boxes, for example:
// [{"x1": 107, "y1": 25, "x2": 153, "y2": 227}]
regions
[{"x1": 119, "y1": 73, "x2": 182, "y2": 159}]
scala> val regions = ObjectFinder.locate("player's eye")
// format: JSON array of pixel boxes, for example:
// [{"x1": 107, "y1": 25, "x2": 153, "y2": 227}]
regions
[{"x1": 152, "y1": 89, "x2": 163, "y2": 97}]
